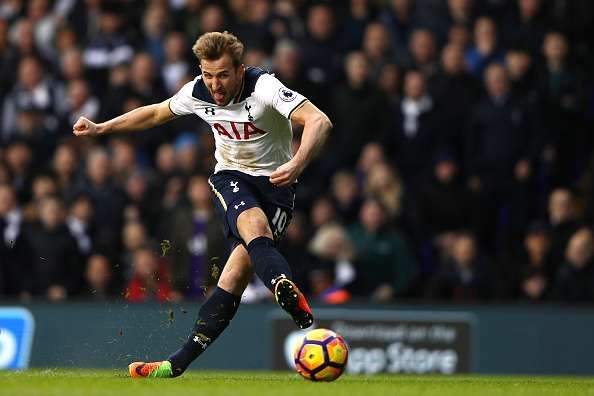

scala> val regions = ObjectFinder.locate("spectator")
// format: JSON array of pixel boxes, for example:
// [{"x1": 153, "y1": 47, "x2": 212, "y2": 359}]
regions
[
  {"x1": 330, "y1": 51, "x2": 388, "y2": 170},
  {"x1": 377, "y1": 63, "x2": 400, "y2": 105},
  {"x1": 110, "y1": 138, "x2": 137, "y2": 187},
  {"x1": 129, "y1": 53, "x2": 166, "y2": 106},
  {"x1": 4, "y1": 140, "x2": 34, "y2": 202},
  {"x1": 84, "y1": 253, "x2": 116, "y2": 300},
  {"x1": 465, "y1": 64, "x2": 536, "y2": 196},
  {"x1": 0, "y1": 183, "x2": 26, "y2": 296},
  {"x1": 536, "y1": 32, "x2": 586, "y2": 185},
  {"x1": 348, "y1": 198, "x2": 416, "y2": 301},
  {"x1": 425, "y1": 231, "x2": 493, "y2": 301},
  {"x1": 417, "y1": 152, "x2": 476, "y2": 242},
  {"x1": 122, "y1": 170, "x2": 158, "y2": 233},
  {"x1": 30, "y1": 173, "x2": 57, "y2": 203},
  {"x1": 519, "y1": 268, "x2": 550, "y2": 302},
  {"x1": 79, "y1": 148, "x2": 125, "y2": 246},
  {"x1": 502, "y1": 0, "x2": 548, "y2": 57},
  {"x1": 198, "y1": 4, "x2": 227, "y2": 35},
  {"x1": 430, "y1": 43, "x2": 480, "y2": 156},
  {"x1": 162, "y1": 32, "x2": 191, "y2": 95},
  {"x1": 445, "y1": 0, "x2": 475, "y2": 30},
  {"x1": 11, "y1": 19, "x2": 43, "y2": 62},
  {"x1": 176, "y1": 0, "x2": 205, "y2": 41},
  {"x1": 340, "y1": 0, "x2": 376, "y2": 53},
  {"x1": 307, "y1": 223, "x2": 355, "y2": 303},
  {"x1": 356, "y1": 142, "x2": 386, "y2": 185},
  {"x1": 141, "y1": 3, "x2": 169, "y2": 65},
  {"x1": 505, "y1": 222, "x2": 553, "y2": 300},
  {"x1": 505, "y1": 47, "x2": 536, "y2": 102},
  {"x1": 120, "y1": 220, "x2": 150, "y2": 282},
  {"x1": 61, "y1": 78, "x2": 100, "y2": 131},
  {"x1": 330, "y1": 171, "x2": 362, "y2": 226},
  {"x1": 0, "y1": 18, "x2": 18, "y2": 107},
  {"x1": 364, "y1": 162, "x2": 406, "y2": 224},
  {"x1": 83, "y1": 4, "x2": 133, "y2": 87},
  {"x1": 55, "y1": 48, "x2": 88, "y2": 115},
  {"x1": 2, "y1": 56, "x2": 55, "y2": 139},
  {"x1": 66, "y1": 194, "x2": 95, "y2": 257},
  {"x1": 407, "y1": 28, "x2": 439, "y2": 79},
  {"x1": 52, "y1": 143, "x2": 79, "y2": 203},
  {"x1": 379, "y1": 0, "x2": 419, "y2": 64},
  {"x1": 465, "y1": 17, "x2": 504, "y2": 77},
  {"x1": 553, "y1": 228, "x2": 594, "y2": 302},
  {"x1": 228, "y1": 0, "x2": 273, "y2": 53},
  {"x1": 299, "y1": 4, "x2": 340, "y2": 93},
  {"x1": 447, "y1": 23, "x2": 471, "y2": 49},
  {"x1": 547, "y1": 188, "x2": 580, "y2": 269},
  {"x1": 309, "y1": 196, "x2": 337, "y2": 231},
  {"x1": 24, "y1": 195, "x2": 82, "y2": 300},
  {"x1": 125, "y1": 246, "x2": 172, "y2": 303},
  {"x1": 25, "y1": 0, "x2": 58, "y2": 60},
  {"x1": 173, "y1": 132, "x2": 200, "y2": 176},
  {"x1": 389, "y1": 69, "x2": 441, "y2": 181},
  {"x1": 362, "y1": 22, "x2": 396, "y2": 81}
]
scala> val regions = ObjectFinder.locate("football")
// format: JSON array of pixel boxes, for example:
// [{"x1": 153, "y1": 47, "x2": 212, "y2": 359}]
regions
[{"x1": 293, "y1": 328, "x2": 349, "y2": 382}]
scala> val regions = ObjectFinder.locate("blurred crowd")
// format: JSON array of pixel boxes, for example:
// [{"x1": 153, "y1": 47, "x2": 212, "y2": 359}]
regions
[{"x1": 1, "y1": 0, "x2": 594, "y2": 305}]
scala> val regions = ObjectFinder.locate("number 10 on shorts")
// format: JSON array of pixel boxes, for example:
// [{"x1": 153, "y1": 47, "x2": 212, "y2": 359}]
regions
[{"x1": 271, "y1": 207, "x2": 288, "y2": 239}]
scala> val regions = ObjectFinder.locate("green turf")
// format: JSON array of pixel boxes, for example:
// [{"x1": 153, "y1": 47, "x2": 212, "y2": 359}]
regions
[{"x1": 0, "y1": 370, "x2": 593, "y2": 396}]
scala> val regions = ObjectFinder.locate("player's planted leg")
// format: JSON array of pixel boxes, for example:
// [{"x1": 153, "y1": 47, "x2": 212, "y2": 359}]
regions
[
  {"x1": 167, "y1": 286, "x2": 240, "y2": 376},
  {"x1": 129, "y1": 246, "x2": 250, "y2": 378}
]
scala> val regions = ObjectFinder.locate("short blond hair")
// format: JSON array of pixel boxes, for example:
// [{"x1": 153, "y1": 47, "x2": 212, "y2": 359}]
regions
[{"x1": 192, "y1": 31, "x2": 244, "y2": 67}]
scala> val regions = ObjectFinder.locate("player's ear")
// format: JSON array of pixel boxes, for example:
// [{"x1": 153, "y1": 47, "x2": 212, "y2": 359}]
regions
[{"x1": 238, "y1": 64, "x2": 245, "y2": 77}]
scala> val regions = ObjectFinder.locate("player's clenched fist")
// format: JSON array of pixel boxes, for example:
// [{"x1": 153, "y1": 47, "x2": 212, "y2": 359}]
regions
[
  {"x1": 269, "y1": 160, "x2": 303, "y2": 187},
  {"x1": 73, "y1": 116, "x2": 98, "y2": 136}
]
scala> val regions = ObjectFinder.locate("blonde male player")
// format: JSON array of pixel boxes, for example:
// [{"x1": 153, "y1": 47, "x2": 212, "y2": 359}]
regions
[{"x1": 73, "y1": 31, "x2": 332, "y2": 378}]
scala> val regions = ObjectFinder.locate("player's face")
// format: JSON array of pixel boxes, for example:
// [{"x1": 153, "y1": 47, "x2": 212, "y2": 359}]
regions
[{"x1": 200, "y1": 54, "x2": 245, "y2": 106}]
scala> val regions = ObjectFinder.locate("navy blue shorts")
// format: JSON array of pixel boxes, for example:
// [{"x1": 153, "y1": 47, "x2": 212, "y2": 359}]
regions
[{"x1": 208, "y1": 170, "x2": 296, "y2": 249}]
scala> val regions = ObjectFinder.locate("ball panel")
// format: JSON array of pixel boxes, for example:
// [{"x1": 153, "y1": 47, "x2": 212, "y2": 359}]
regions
[
  {"x1": 305, "y1": 328, "x2": 336, "y2": 342},
  {"x1": 297, "y1": 343, "x2": 325, "y2": 372},
  {"x1": 313, "y1": 365, "x2": 344, "y2": 382},
  {"x1": 326, "y1": 337, "x2": 348, "y2": 365}
]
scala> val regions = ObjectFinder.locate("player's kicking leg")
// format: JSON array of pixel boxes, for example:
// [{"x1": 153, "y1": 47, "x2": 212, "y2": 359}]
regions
[
  {"x1": 238, "y1": 207, "x2": 313, "y2": 329},
  {"x1": 129, "y1": 245, "x2": 252, "y2": 378}
]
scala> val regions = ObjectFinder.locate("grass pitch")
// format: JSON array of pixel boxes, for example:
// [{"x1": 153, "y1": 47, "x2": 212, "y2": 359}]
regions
[{"x1": 0, "y1": 370, "x2": 593, "y2": 396}]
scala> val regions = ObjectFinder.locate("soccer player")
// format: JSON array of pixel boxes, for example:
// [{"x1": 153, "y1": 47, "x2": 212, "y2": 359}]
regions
[{"x1": 72, "y1": 32, "x2": 332, "y2": 378}]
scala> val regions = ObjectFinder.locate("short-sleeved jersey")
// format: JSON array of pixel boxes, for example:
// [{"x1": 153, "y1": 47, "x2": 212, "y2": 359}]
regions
[{"x1": 169, "y1": 67, "x2": 308, "y2": 176}]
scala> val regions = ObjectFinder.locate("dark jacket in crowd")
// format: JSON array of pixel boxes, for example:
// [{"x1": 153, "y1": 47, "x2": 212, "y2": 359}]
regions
[
  {"x1": 425, "y1": 258, "x2": 494, "y2": 301},
  {"x1": 416, "y1": 172, "x2": 477, "y2": 238},
  {"x1": 465, "y1": 95, "x2": 537, "y2": 187},
  {"x1": 430, "y1": 71, "x2": 480, "y2": 158},
  {"x1": 23, "y1": 222, "x2": 83, "y2": 295},
  {"x1": 389, "y1": 97, "x2": 442, "y2": 181},
  {"x1": 553, "y1": 261, "x2": 594, "y2": 302},
  {"x1": 330, "y1": 82, "x2": 388, "y2": 169}
]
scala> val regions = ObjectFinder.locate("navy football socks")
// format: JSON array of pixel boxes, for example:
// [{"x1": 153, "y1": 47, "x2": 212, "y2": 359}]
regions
[
  {"x1": 247, "y1": 236, "x2": 293, "y2": 292},
  {"x1": 167, "y1": 287, "x2": 240, "y2": 376}
]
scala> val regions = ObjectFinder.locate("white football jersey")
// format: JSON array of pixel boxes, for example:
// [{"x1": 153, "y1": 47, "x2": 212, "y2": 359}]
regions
[{"x1": 168, "y1": 67, "x2": 308, "y2": 176}]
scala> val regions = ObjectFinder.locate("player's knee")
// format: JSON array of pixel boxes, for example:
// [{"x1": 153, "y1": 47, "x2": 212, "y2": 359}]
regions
[{"x1": 237, "y1": 208, "x2": 273, "y2": 242}]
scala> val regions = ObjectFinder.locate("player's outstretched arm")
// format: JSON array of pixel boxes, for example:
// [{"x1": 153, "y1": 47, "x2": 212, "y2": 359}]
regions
[
  {"x1": 72, "y1": 99, "x2": 176, "y2": 137},
  {"x1": 269, "y1": 101, "x2": 332, "y2": 187}
]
